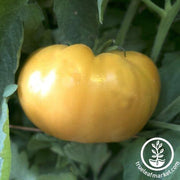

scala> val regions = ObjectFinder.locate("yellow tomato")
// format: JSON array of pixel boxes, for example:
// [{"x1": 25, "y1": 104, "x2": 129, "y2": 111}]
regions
[{"x1": 18, "y1": 44, "x2": 160, "y2": 143}]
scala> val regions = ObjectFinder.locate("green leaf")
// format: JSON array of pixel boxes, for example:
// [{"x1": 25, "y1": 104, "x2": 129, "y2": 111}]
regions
[
  {"x1": 37, "y1": 173, "x2": 77, "y2": 180},
  {"x1": 165, "y1": 146, "x2": 180, "y2": 180},
  {"x1": 51, "y1": 143, "x2": 88, "y2": 178},
  {"x1": 0, "y1": 85, "x2": 17, "y2": 180},
  {"x1": 64, "y1": 143, "x2": 111, "y2": 176},
  {"x1": 97, "y1": 0, "x2": 109, "y2": 24},
  {"x1": 158, "y1": 130, "x2": 180, "y2": 180},
  {"x1": 37, "y1": 0, "x2": 53, "y2": 8},
  {"x1": 0, "y1": 0, "x2": 26, "y2": 15},
  {"x1": 21, "y1": 2, "x2": 51, "y2": 53},
  {"x1": 147, "y1": 121, "x2": 180, "y2": 132},
  {"x1": 0, "y1": 0, "x2": 25, "y2": 179},
  {"x1": 102, "y1": 7, "x2": 124, "y2": 29},
  {"x1": 22, "y1": 3, "x2": 44, "y2": 33},
  {"x1": 53, "y1": 0, "x2": 99, "y2": 48},
  {"x1": 161, "y1": 130, "x2": 180, "y2": 148},
  {"x1": 50, "y1": 143, "x2": 66, "y2": 157},
  {"x1": 0, "y1": 0, "x2": 25, "y2": 114},
  {"x1": 0, "y1": 98, "x2": 10, "y2": 180},
  {"x1": 3, "y1": 85, "x2": 18, "y2": 98},
  {"x1": 27, "y1": 133, "x2": 58, "y2": 155},
  {"x1": 154, "y1": 96, "x2": 180, "y2": 123},
  {"x1": 99, "y1": 153, "x2": 123, "y2": 180},
  {"x1": 10, "y1": 142, "x2": 38, "y2": 180},
  {"x1": 155, "y1": 52, "x2": 180, "y2": 115},
  {"x1": 120, "y1": 138, "x2": 147, "y2": 180}
]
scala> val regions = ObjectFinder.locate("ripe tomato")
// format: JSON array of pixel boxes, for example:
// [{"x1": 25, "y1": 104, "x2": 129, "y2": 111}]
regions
[{"x1": 18, "y1": 44, "x2": 160, "y2": 143}]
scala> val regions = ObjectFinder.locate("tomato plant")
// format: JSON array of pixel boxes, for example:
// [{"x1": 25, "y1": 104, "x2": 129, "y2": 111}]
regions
[{"x1": 0, "y1": 0, "x2": 180, "y2": 180}]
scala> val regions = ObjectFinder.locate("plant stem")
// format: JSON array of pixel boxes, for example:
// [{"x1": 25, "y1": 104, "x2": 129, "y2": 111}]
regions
[
  {"x1": 147, "y1": 120, "x2": 180, "y2": 131},
  {"x1": 116, "y1": 0, "x2": 140, "y2": 46},
  {"x1": 142, "y1": 0, "x2": 165, "y2": 18},
  {"x1": 165, "y1": 0, "x2": 172, "y2": 10},
  {"x1": 151, "y1": 0, "x2": 180, "y2": 62},
  {"x1": 9, "y1": 124, "x2": 41, "y2": 132},
  {"x1": 95, "y1": 39, "x2": 114, "y2": 54}
]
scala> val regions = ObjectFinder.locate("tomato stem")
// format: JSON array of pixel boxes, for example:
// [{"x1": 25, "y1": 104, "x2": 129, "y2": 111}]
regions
[
  {"x1": 142, "y1": 0, "x2": 165, "y2": 18},
  {"x1": 151, "y1": 0, "x2": 180, "y2": 62},
  {"x1": 147, "y1": 120, "x2": 180, "y2": 131},
  {"x1": 9, "y1": 124, "x2": 41, "y2": 132},
  {"x1": 95, "y1": 39, "x2": 114, "y2": 54},
  {"x1": 116, "y1": 0, "x2": 140, "y2": 46},
  {"x1": 117, "y1": 46, "x2": 127, "y2": 57},
  {"x1": 165, "y1": 0, "x2": 172, "y2": 10}
]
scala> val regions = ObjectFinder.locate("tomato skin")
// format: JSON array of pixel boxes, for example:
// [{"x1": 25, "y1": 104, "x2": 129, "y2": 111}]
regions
[{"x1": 18, "y1": 44, "x2": 160, "y2": 143}]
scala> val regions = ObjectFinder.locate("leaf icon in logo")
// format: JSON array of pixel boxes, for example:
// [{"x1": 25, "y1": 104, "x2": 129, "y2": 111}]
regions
[
  {"x1": 152, "y1": 143, "x2": 156, "y2": 149},
  {"x1": 152, "y1": 149, "x2": 156, "y2": 154},
  {"x1": 156, "y1": 140, "x2": 159, "y2": 147},
  {"x1": 159, "y1": 143, "x2": 163, "y2": 149},
  {"x1": 160, "y1": 148, "x2": 164, "y2": 154},
  {"x1": 158, "y1": 154, "x2": 164, "y2": 158},
  {"x1": 149, "y1": 140, "x2": 165, "y2": 168}
]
